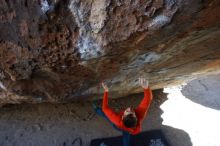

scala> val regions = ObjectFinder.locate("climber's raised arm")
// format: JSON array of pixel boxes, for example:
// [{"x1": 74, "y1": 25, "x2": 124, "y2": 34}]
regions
[
  {"x1": 135, "y1": 78, "x2": 153, "y2": 122},
  {"x1": 102, "y1": 82, "x2": 121, "y2": 125}
]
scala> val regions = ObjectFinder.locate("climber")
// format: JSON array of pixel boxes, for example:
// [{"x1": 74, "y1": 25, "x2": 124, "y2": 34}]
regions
[{"x1": 93, "y1": 78, "x2": 153, "y2": 146}]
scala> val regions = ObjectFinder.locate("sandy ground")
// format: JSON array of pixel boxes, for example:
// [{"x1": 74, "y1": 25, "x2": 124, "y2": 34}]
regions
[
  {"x1": 0, "y1": 91, "x2": 190, "y2": 146},
  {"x1": 0, "y1": 74, "x2": 219, "y2": 146}
]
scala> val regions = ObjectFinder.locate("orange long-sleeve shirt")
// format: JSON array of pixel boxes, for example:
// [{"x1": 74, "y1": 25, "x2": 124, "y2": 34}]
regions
[{"x1": 102, "y1": 88, "x2": 152, "y2": 135}]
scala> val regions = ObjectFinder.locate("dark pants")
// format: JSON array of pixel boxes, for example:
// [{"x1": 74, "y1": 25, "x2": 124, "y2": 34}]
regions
[{"x1": 93, "y1": 105, "x2": 131, "y2": 146}]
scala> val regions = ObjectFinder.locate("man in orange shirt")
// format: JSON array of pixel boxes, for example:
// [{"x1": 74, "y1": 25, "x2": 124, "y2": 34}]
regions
[{"x1": 93, "y1": 78, "x2": 153, "y2": 146}]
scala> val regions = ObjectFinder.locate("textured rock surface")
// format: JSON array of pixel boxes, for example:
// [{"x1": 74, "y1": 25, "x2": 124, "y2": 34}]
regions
[{"x1": 0, "y1": 0, "x2": 220, "y2": 104}]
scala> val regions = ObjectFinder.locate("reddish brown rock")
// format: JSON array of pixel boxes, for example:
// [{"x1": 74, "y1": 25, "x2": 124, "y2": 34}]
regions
[{"x1": 0, "y1": 0, "x2": 220, "y2": 105}]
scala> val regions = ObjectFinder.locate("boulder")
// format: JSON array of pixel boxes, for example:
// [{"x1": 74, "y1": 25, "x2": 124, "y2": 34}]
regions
[{"x1": 0, "y1": 0, "x2": 220, "y2": 105}]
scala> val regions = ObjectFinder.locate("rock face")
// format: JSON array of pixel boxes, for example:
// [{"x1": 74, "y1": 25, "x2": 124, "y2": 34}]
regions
[{"x1": 0, "y1": 0, "x2": 220, "y2": 105}]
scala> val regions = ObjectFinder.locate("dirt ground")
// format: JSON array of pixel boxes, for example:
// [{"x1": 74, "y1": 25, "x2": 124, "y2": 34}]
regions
[
  {"x1": 2, "y1": 74, "x2": 220, "y2": 146},
  {"x1": 0, "y1": 88, "x2": 192, "y2": 146}
]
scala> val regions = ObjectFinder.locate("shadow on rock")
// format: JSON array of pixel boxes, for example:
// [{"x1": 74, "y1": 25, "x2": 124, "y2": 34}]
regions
[{"x1": 161, "y1": 125, "x2": 192, "y2": 146}]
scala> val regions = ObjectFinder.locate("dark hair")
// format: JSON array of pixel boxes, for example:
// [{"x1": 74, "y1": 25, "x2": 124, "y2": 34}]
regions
[{"x1": 123, "y1": 114, "x2": 137, "y2": 128}]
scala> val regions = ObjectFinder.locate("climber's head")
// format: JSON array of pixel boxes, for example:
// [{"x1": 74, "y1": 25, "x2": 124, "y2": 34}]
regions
[{"x1": 122, "y1": 107, "x2": 137, "y2": 128}]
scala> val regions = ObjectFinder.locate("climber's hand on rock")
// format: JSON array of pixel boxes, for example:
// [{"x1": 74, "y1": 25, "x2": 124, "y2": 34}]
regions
[
  {"x1": 102, "y1": 82, "x2": 109, "y2": 92},
  {"x1": 139, "y1": 78, "x2": 149, "y2": 89}
]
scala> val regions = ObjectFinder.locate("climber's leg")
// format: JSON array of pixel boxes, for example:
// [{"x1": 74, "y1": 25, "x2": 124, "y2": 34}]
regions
[
  {"x1": 122, "y1": 131, "x2": 131, "y2": 146},
  {"x1": 92, "y1": 102, "x2": 122, "y2": 131}
]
